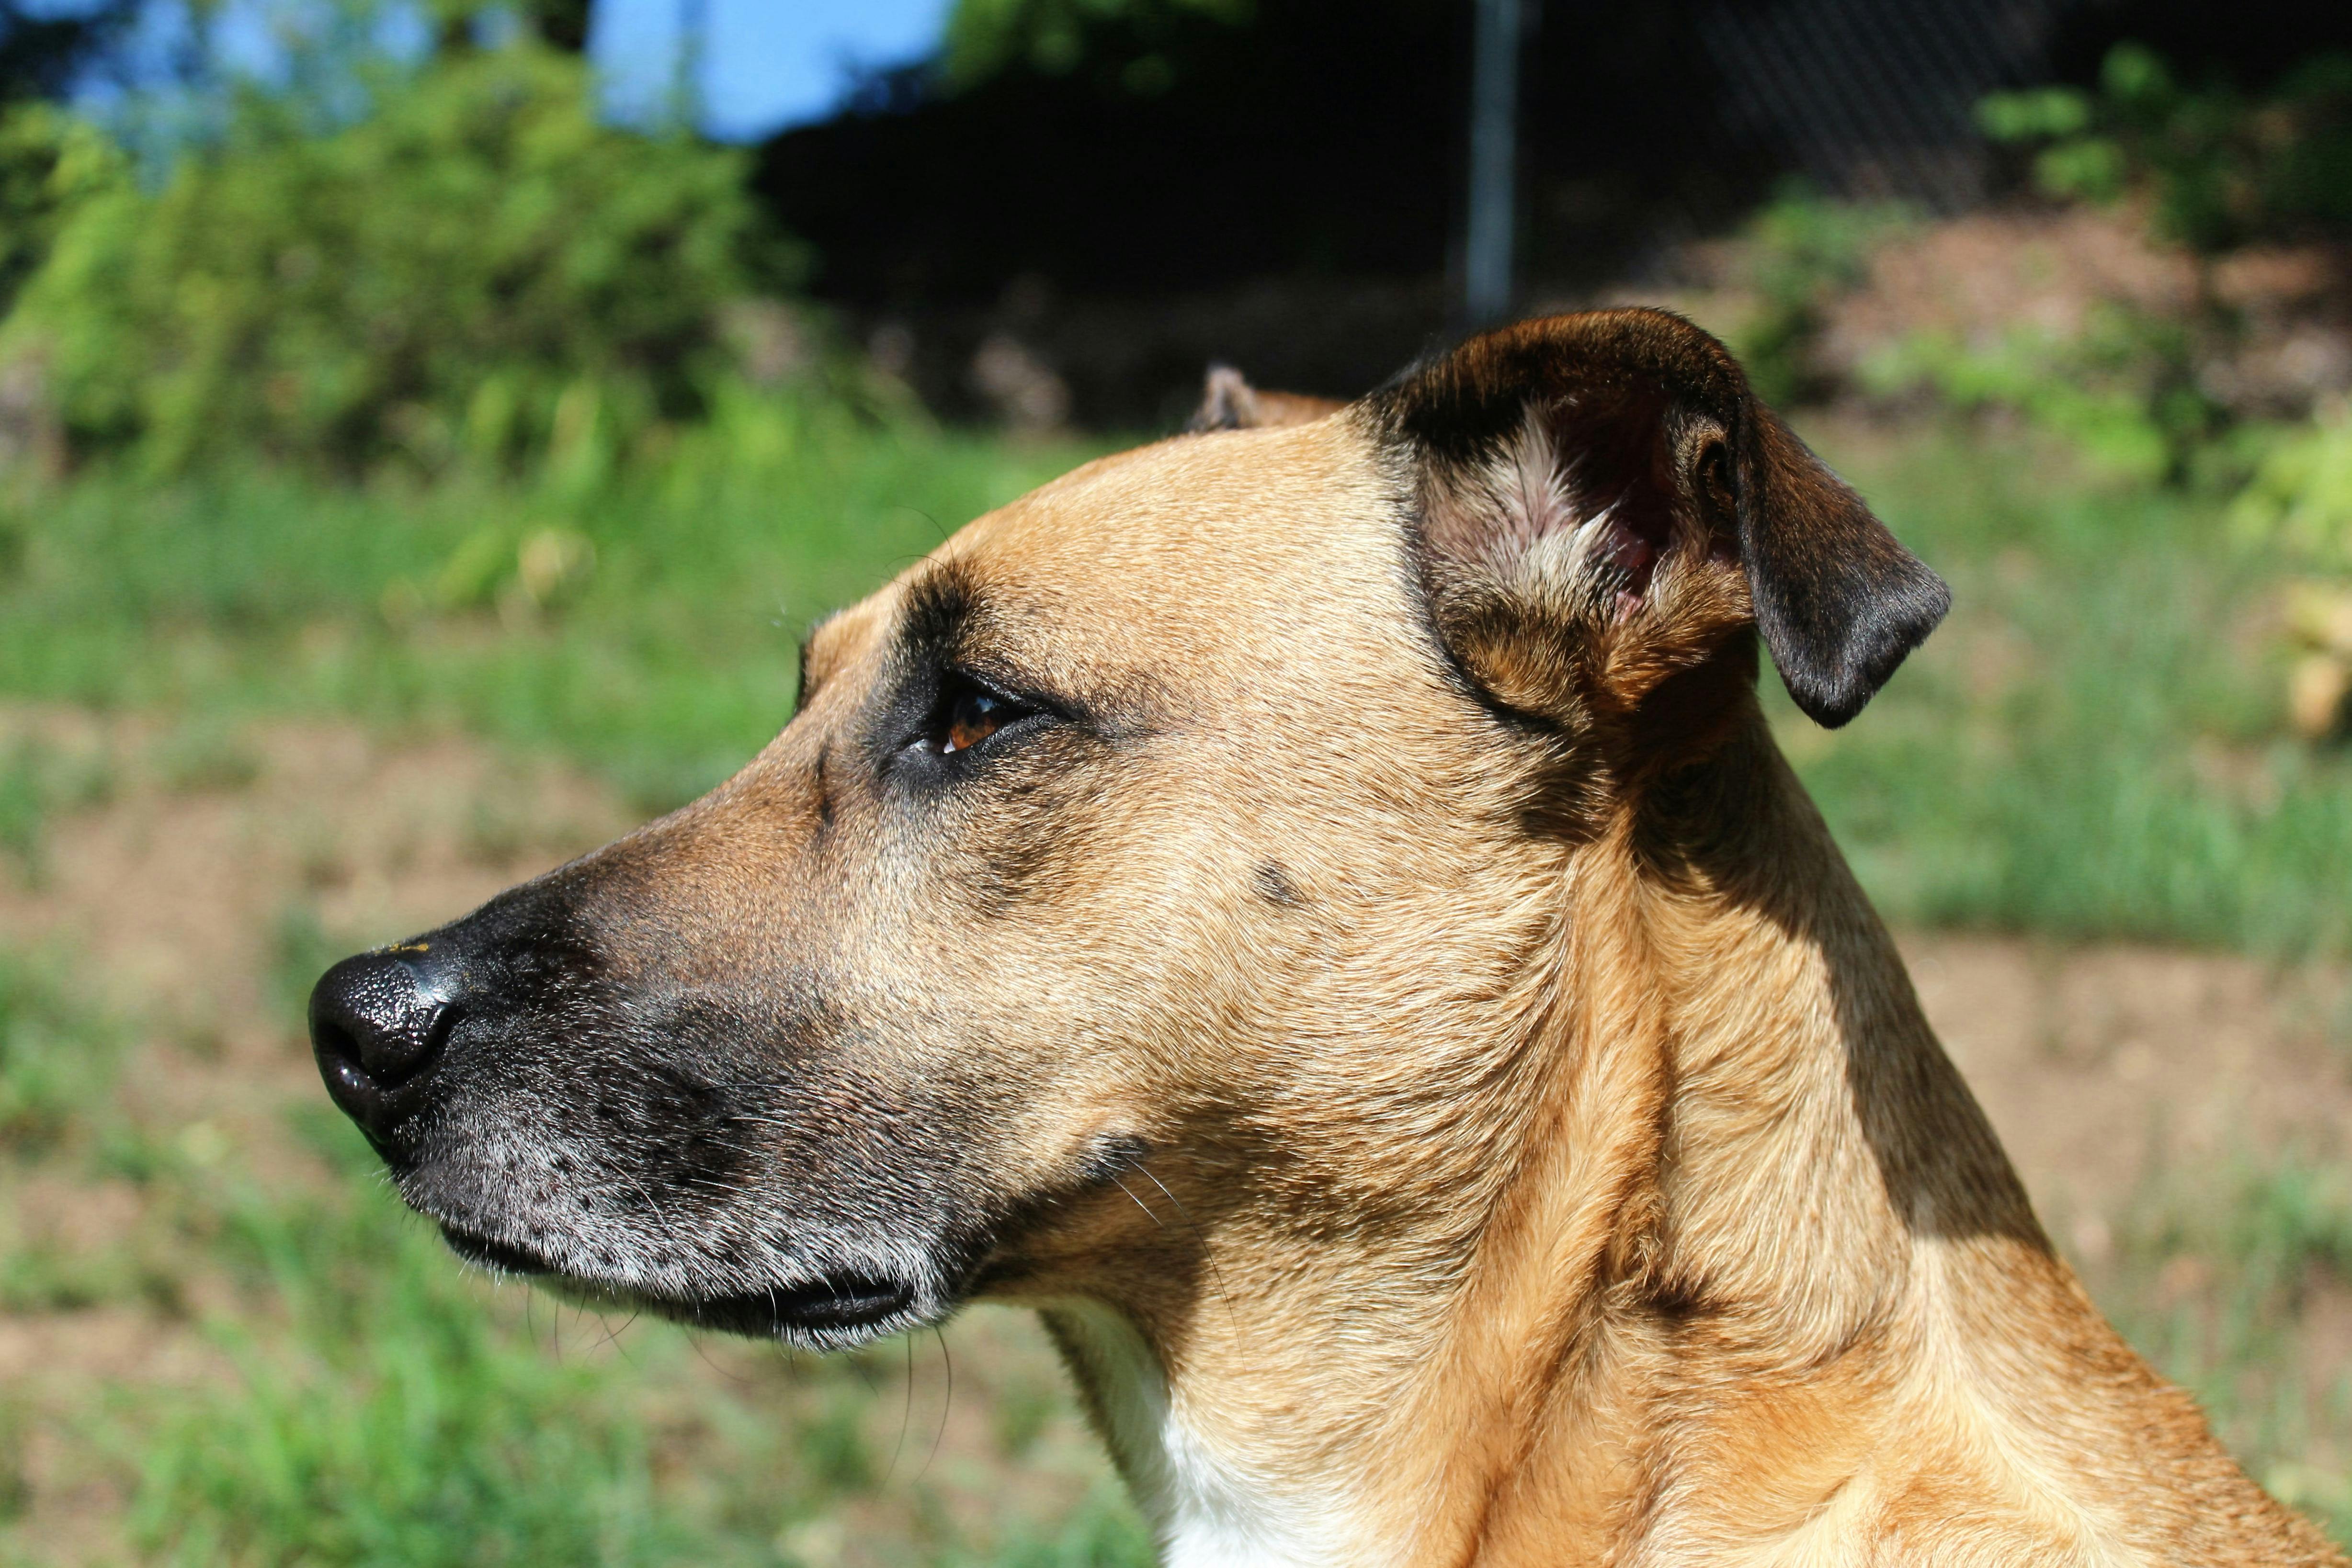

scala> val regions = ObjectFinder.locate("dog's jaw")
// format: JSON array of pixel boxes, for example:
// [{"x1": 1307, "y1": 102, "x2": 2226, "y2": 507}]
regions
[{"x1": 1043, "y1": 1299, "x2": 1376, "y2": 1568}]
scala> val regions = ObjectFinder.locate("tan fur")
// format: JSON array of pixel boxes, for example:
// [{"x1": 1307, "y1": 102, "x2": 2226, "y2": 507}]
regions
[
  {"x1": 747, "y1": 392, "x2": 2334, "y2": 1564},
  {"x1": 411, "y1": 320, "x2": 2340, "y2": 1565}
]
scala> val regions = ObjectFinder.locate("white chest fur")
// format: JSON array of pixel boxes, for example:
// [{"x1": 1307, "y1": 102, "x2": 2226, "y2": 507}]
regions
[{"x1": 1042, "y1": 1301, "x2": 1367, "y2": 1568}]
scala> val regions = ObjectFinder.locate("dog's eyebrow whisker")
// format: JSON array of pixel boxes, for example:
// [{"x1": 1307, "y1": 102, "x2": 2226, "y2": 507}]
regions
[
  {"x1": 1106, "y1": 1173, "x2": 1168, "y2": 1234},
  {"x1": 1137, "y1": 1162, "x2": 1243, "y2": 1333}
]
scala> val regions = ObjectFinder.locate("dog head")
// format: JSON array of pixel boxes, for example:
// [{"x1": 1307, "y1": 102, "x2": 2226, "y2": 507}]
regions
[{"x1": 310, "y1": 309, "x2": 1945, "y2": 1350}]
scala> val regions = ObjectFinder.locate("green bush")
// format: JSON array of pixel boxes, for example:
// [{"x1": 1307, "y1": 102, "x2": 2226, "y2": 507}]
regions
[
  {"x1": 3, "y1": 42, "x2": 788, "y2": 475},
  {"x1": 0, "y1": 101, "x2": 120, "y2": 320},
  {"x1": 2235, "y1": 399, "x2": 2352, "y2": 568},
  {"x1": 1718, "y1": 182, "x2": 1911, "y2": 406},
  {"x1": 1978, "y1": 44, "x2": 2352, "y2": 252},
  {"x1": 1858, "y1": 305, "x2": 2226, "y2": 486},
  {"x1": 942, "y1": 0, "x2": 1250, "y2": 87}
]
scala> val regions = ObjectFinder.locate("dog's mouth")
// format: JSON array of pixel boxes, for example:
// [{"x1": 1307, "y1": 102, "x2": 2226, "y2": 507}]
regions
[
  {"x1": 440, "y1": 1222, "x2": 556, "y2": 1277},
  {"x1": 436, "y1": 1221, "x2": 918, "y2": 1339},
  {"x1": 665, "y1": 1277, "x2": 918, "y2": 1338}
]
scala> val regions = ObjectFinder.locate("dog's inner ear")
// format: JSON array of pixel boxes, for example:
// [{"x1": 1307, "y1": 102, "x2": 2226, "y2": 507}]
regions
[
  {"x1": 1185, "y1": 365, "x2": 1344, "y2": 433},
  {"x1": 1376, "y1": 309, "x2": 1948, "y2": 732}
]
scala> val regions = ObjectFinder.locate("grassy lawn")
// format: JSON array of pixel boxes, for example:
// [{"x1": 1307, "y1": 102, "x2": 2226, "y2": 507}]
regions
[
  {"x1": 2, "y1": 407, "x2": 2351, "y2": 1562},
  {"x1": 1790, "y1": 419, "x2": 2352, "y2": 958},
  {"x1": 0, "y1": 399, "x2": 1101, "y2": 814}
]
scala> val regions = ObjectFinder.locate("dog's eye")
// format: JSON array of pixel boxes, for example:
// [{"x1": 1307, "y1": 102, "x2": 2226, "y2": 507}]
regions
[{"x1": 928, "y1": 674, "x2": 1035, "y2": 756}]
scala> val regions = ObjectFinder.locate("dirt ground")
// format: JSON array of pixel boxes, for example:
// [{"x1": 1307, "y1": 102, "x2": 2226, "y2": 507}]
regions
[{"x1": 3, "y1": 704, "x2": 2349, "y2": 1557}]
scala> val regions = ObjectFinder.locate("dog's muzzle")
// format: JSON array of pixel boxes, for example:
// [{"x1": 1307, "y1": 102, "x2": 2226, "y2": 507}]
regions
[{"x1": 309, "y1": 948, "x2": 463, "y2": 1156}]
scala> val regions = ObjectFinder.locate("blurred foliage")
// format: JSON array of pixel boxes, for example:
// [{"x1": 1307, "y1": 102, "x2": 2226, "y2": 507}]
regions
[
  {"x1": 2238, "y1": 405, "x2": 2352, "y2": 742},
  {"x1": 422, "y1": 0, "x2": 592, "y2": 53},
  {"x1": 132, "y1": 1158, "x2": 698, "y2": 1568},
  {"x1": 1859, "y1": 305, "x2": 2229, "y2": 486},
  {"x1": 0, "y1": 728, "x2": 111, "y2": 884},
  {"x1": 1718, "y1": 183, "x2": 1911, "y2": 407},
  {"x1": 2083, "y1": 1150, "x2": 2352, "y2": 1542},
  {"x1": 0, "y1": 101, "x2": 121, "y2": 320},
  {"x1": 1979, "y1": 42, "x2": 2352, "y2": 252},
  {"x1": 942, "y1": 0, "x2": 1252, "y2": 90},
  {"x1": 1777, "y1": 425, "x2": 2352, "y2": 957},
  {"x1": 0, "y1": 40, "x2": 799, "y2": 476},
  {"x1": 2237, "y1": 399, "x2": 2352, "y2": 568},
  {"x1": 0, "y1": 396, "x2": 1085, "y2": 811}
]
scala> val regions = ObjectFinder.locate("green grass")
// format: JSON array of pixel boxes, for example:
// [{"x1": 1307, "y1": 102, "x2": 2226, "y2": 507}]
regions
[
  {"x1": 0, "y1": 920, "x2": 1146, "y2": 1566},
  {"x1": 2078, "y1": 1151, "x2": 2352, "y2": 1540},
  {"x1": 1783, "y1": 422, "x2": 2352, "y2": 956},
  {"x1": 0, "y1": 399, "x2": 1098, "y2": 811},
  {"x1": 52, "y1": 1106, "x2": 1152, "y2": 1568},
  {"x1": 74, "y1": 1098, "x2": 2351, "y2": 1565},
  {"x1": 0, "y1": 949, "x2": 119, "y2": 1154},
  {"x1": 128, "y1": 1128, "x2": 707, "y2": 1568},
  {"x1": 0, "y1": 732, "x2": 111, "y2": 887}
]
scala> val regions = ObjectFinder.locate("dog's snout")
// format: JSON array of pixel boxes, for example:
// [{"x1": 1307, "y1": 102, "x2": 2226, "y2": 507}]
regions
[{"x1": 309, "y1": 950, "x2": 460, "y2": 1141}]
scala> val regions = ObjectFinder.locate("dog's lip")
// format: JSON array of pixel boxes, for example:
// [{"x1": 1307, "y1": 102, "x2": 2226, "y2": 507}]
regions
[
  {"x1": 433, "y1": 1221, "x2": 915, "y2": 1338},
  {"x1": 673, "y1": 1277, "x2": 917, "y2": 1338},
  {"x1": 438, "y1": 1220, "x2": 559, "y2": 1276}
]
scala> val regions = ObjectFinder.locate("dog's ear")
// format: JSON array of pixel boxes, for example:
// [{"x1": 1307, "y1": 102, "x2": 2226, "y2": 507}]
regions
[
  {"x1": 1186, "y1": 365, "x2": 1345, "y2": 433},
  {"x1": 1368, "y1": 308, "x2": 1948, "y2": 730}
]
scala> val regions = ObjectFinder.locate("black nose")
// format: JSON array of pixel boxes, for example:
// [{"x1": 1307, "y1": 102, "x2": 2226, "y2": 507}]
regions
[{"x1": 309, "y1": 950, "x2": 458, "y2": 1145}]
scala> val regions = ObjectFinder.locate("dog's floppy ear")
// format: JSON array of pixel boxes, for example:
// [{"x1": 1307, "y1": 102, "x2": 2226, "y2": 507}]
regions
[
  {"x1": 1186, "y1": 365, "x2": 1345, "y2": 433},
  {"x1": 1367, "y1": 308, "x2": 1948, "y2": 729}
]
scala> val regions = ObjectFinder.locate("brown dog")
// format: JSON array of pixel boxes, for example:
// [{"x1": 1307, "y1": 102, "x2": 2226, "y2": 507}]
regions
[{"x1": 311, "y1": 309, "x2": 2342, "y2": 1566}]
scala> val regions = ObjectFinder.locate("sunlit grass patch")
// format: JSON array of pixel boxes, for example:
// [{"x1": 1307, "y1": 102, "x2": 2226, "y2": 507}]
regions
[
  {"x1": 1785, "y1": 422, "x2": 2352, "y2": 957},
  {"x1": 0, "y1": 729, "x2": 113, "y2": 887},
  {"x1": 952, "y1": 1495, "x2": 1155, "y2": 1568},
  {"x1": 0, "y1": 948, "x2": 119, "y2": 1154},
  {"x1": 0, "y1": 413, "x2": 1097, "y2": 814},
  {"x1": 91, "y1": 1106, "x2": 1146, "y2": 1568},
  {"x1": 120, "y1": 1131, "x2": 782, "y2": 1568}
]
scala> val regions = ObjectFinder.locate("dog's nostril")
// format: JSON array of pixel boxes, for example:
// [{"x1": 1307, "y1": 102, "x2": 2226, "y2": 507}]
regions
[
  {"x1": 311, "y1": 1015, "x2": 364, "y2": 1088},
  {"x1": 308, "y1": 951, "x2": 460, "y2": 1117}
]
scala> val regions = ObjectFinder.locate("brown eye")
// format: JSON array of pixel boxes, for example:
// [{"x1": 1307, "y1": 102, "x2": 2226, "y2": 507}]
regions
[
  {"x1": 917, "y1": 672, "x2": 1046, "y2": 762},
  {"x1": 932, "y1": 676, "x2": 1040, "y2": 756},
  {"x1": 943, "y1": 688, "x2": 1004, "y2": 753}
]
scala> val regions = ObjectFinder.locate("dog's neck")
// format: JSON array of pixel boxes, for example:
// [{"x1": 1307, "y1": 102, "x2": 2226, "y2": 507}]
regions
[{"x1": 1035, "y1": 715, "x2": 2301, "y2": 1567}]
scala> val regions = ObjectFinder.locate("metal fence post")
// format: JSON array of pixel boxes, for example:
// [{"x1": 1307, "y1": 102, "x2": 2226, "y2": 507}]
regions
[{"x1": 1465, "y1": 0, "x2": 1523, "y2": 327}]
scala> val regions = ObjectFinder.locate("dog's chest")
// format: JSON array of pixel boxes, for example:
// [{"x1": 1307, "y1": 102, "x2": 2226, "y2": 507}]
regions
[{"x1": 1045, "y1": 1301, "x2": 1371, "y2": 1568}]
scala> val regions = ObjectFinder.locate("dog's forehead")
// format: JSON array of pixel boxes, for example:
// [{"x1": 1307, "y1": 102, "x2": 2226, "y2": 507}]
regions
[{"x1": 927, "y1": 415, "x2": 1407, "y2": 669}]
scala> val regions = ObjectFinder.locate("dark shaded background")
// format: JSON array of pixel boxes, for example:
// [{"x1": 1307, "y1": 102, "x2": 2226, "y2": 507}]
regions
[{"x1": 753, "y1": 0, "x2": 2352, "y2": 426}]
